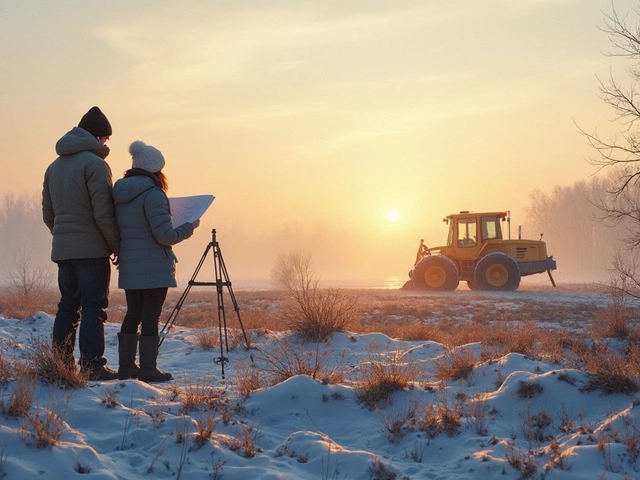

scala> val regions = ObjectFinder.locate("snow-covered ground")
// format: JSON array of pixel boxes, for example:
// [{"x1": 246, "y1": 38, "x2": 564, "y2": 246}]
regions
[{"x1": 1, "y1": 288, "x2": 640, "y2": 479}]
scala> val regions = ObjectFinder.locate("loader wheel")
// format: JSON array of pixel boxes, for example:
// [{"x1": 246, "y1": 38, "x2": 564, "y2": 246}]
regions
[
  {"x1": 474, "y1": 252, "x2": 521, "y2": 291},
  {"x1": 412, "y1": 255, "x2": 460, "y2": 291}
]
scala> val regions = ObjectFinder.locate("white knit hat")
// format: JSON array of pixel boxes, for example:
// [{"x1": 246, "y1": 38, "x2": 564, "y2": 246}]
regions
[{"x1": 129, "y1": 140, "x2": 165, "y2": 173}]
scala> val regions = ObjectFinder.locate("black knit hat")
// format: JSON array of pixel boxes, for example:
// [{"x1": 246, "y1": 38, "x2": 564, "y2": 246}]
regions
[{"x1": 78, "y1": 106, "x2": 112, "y2": 137}]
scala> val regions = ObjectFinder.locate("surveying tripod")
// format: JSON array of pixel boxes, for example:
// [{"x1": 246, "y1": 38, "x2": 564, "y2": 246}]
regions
[{"x1": 159, "y1": 229, "x2": 251, "y2": 378}]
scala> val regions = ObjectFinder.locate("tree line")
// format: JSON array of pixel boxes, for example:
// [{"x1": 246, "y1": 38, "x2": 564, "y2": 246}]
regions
[{"x1": 524, "y1": 174, "x2": 626, "y2": 283}]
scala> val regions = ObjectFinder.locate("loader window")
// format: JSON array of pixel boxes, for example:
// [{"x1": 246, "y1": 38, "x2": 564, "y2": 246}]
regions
[
  {"x1": 457, "y1": 218, "x2": 477, "y2": 248},
  {"x1": 481, "y1": 217, "x2": 502, "y2": 241}
]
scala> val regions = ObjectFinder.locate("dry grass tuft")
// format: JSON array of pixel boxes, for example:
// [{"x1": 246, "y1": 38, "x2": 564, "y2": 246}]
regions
[
  {"x1": 239, "y1": 308, "x2": 280, "y2": 333},
  {"x1": 2, "y1": 364, "x2": 36, "y2": 418},
  {"x1": 235, "y1": 362, "x2": 263, "y2": 398},
  {"x1": 432, "y1": 347, "x2": 477, "y2": 382},
  {"x1": 415, "y1": 390, "x2": 464, "y2": 438},
  {"x1": 257, "y1": 338, "x2": 343, "y2": 386},
  {"x1": 194, "y1": 414, "x2": 217, "y2": 447},
  {"x1": 517, "y1": 381, "x2": 544, "y2": 399},
  {"x1": 591, "y1": 294, "x2": 632, "y2": 340},
  {"x1": 355, "y1": 346, "x2": 421, "y2": 408},
  {"x1": 418, "y1": 403, "x2": 463, "y2": 438},
  {"x1": 193, "y1": 327, "x2": 251, "y2": 351},
  {"x1": 582, "y1": 344, "x2": 639, "y2": 394},
  {"x1": 193, "y1": 328, "x2": 221, "y2": 350},
  {"x1": 229, "y1": 424, "x2": 261, "y2": 458},
  {"x1": 0, "y1": 350, "x2": 12, "y2": 383},
  {"x1": 464, "y1": 396, "x2": 491, "y2": 436},
  {"x1": 0, "y1": 248, "x2": 55, "y2": 320},
  {"x1": 27, "y1": 394, "x2": 69, "y2": 448},
  {"x1": 0, "y1": 289, "x2": 55, "y2": 321},
  {"x1": 378, "y1": 407, "x2": 414, "y2": 443},
  {"x1": 484, "y1": 323, "x2": 539, "y2": 357},
  {"x1": 505, "y1": 441, "x2": 538, "y2": 478},
  {"x1": 178, "y1": 377, "x2": 225, "y2": 412},
  {"x1": 26, "y1": 337, "x2": 88, "y2": 389},
  {"x1": 368, "y1": 456, "x2": 397, "y2": 480}
]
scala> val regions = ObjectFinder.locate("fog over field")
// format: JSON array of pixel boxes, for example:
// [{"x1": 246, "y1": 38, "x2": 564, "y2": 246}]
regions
[{"x1": 0, "y1": 178, "x2": 623, "y2": 291}]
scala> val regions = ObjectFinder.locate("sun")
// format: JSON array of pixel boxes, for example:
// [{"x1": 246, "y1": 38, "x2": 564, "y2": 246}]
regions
[{"x1": 386, "y1": 209, "x2": 400, "y2": 223}]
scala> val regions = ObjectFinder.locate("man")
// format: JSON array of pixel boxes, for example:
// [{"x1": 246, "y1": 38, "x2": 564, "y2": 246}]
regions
[{"x1": 42, "y1": 106, "x2": 121, "y2": 381}]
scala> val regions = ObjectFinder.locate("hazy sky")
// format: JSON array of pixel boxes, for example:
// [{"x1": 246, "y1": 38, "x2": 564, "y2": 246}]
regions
[{"x1": 0, "y1": 0, "x2": 635, "y2": 284}]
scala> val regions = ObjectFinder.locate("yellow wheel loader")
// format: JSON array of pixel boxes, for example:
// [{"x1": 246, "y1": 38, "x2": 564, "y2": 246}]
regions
[{"x1": 406, "y1": 211, "x2": 556, "y2": 291}]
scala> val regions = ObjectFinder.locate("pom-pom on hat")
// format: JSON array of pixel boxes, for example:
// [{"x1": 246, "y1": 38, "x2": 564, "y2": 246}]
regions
[
  {"x1": 129, "y1": 140, "x2": 165, "y2": 173},
  {"x1": 78, "y1": 106, "x2": 112, "y2": 137}
]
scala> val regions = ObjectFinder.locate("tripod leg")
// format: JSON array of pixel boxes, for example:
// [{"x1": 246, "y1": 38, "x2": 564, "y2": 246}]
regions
[
  {"x1": 159, "y1": 242, "x2": 212, "y2": 347},
  {"x1": 214, "y1": 282, "x2": 228, "y2": 378},
  {"x1": 218, "y1": 251, "x2": 251, "y2": 351},
  {"x1": 213, "y1": 240, "x2": 230, "y2": 378}
]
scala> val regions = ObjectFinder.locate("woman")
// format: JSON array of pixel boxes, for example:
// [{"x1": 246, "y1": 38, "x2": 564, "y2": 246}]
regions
[{"x1": 112, "y1": 140, "x2": 199, "y2": 382}]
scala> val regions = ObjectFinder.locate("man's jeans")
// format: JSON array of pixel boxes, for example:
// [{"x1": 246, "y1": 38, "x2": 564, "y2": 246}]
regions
[{"x1": 52, "y1": 257, "x2": 111, "y2": 370}]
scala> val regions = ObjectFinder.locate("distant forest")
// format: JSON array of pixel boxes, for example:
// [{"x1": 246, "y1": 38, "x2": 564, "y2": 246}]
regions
[
  {"x1": 0, "y1": 193, "x2": 53, "y2": 285},
  {"x1": 525, "y1": 173, "x2": 625, "y2": 283}
]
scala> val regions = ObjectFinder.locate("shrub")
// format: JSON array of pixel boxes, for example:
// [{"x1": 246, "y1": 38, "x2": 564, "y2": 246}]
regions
[{"x1": 271, "y1": 251, "x2": 359, "y2": 341}]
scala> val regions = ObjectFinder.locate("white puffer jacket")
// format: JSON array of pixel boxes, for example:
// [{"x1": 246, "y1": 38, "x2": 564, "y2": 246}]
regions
[{"x1": 112, "y1": 174, "x2": 195, "y2": 290}]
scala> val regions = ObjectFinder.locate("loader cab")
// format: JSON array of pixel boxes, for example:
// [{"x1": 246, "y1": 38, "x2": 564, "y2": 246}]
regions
[{"x1": 446, "y1": 212, "x2": 505, "y2": 254}]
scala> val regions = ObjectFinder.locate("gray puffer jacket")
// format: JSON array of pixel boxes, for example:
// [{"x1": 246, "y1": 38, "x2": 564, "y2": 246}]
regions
[
  {"x1": 42, "y1": 127, "x2": 120, "y2": 261},
  {"x1": 112, "y1": 175, "x2": 196, "y2": 290}
]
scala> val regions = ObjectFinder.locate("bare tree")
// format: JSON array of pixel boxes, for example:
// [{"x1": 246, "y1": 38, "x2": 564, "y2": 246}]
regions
[
  {"x1": 271, "y1": 250, "x2": 315, "y2": 293},
  {"x1": 4, "y1": 247, "x2": 54, "y2": 316},
  {"x1": 581, "y1": 5, "x2": 640, "y2": 228}
]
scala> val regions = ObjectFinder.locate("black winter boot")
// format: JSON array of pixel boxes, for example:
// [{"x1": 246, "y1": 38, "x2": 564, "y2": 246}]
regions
[
  {"x1": 117, "y1": 333, "x2": 140, "y2": 380},
  {"x1": 138, "y1": 336, "x2": 172, "y2": 383}
]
